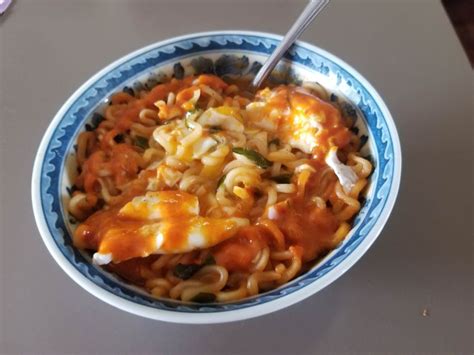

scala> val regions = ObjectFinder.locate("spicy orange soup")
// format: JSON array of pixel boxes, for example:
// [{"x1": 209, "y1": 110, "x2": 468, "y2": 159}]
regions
[{"x1": 68, "y1": 74, "x2": 372, "y2": 303}]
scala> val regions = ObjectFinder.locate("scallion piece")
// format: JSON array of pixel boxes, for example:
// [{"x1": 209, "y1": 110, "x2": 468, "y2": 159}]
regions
[
  {"x1": 270, "y1": 174, "x2": 293, "y2": 184},
  {"x1": 191, "y1": 292, "x2": 216, "y2": 303},
  {"x1": 202, "y1": 254, "x2": 216, "y2": 266},
  {"x1": 232, "y1": 147, "x2": 272, "y2": 169},
  {"x1": 173, "y1": 264, "x2": 201, "y2": 280},
  {"x1": 133, "y1": 136, "x2": 149, "y2": 150}
]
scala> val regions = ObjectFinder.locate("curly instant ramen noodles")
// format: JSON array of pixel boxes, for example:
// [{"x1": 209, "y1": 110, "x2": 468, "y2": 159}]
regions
[{"x1": 69, "y1": 74, "x2": 372, "y2": 303}]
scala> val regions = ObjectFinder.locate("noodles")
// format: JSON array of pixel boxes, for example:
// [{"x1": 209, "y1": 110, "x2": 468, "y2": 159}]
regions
[{"x1": 68, "y1": 74, "x2": 372, "y2": 303}]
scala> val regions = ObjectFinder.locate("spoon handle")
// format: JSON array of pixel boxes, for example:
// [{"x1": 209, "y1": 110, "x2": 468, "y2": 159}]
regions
[{"x1": 251, "y1": 0, "x2": 330, "y2": 90}]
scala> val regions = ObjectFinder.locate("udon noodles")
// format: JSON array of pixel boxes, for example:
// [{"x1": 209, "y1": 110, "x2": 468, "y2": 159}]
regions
[{"x1": 68, "y1": 74, "x2": 372, "y2": 303}]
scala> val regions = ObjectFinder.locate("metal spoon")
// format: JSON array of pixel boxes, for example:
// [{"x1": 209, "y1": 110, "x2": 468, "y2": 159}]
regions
[{"x1": 251, "y1": 0, "x2": 330, "y2": 91}]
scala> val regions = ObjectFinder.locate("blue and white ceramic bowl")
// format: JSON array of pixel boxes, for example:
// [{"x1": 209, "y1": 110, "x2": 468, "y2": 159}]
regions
[{"x1": 32, "y1": 31, "x2": 401, "y2": 323}]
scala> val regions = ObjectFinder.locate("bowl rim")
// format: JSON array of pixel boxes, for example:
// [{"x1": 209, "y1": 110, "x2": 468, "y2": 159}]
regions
[{"x1": 31, "y1": 30, "x2": 402, "y2": 324}]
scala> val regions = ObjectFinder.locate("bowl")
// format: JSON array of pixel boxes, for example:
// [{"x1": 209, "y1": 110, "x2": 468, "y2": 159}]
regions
[{"x1": 31, "y1": 31, "x2": 401, "y2": 323}]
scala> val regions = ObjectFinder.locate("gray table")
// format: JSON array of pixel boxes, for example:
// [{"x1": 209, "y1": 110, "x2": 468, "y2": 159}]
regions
[{"x1": 1, "y1": 1, "x2": 472, "y2": 354}]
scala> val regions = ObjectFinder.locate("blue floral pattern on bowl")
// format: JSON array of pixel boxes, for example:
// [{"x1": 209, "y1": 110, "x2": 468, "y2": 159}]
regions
[{"x1": 34, "y1": 32, "x2": 400, "y2": 317}]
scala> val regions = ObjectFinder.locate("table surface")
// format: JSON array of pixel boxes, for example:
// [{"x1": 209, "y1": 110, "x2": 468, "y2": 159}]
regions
[{"x1": 1, "y1": 1, "x2": 472, "y2": 354}]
